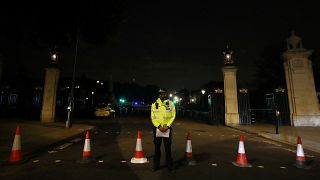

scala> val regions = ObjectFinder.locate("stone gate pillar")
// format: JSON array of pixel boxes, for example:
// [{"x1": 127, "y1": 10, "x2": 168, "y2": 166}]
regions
[
  {"x1": 41, "y1": 49, "x2": 60, "y2": 123},
  {"x1": 222, "y1": 46, "x2": 240, "y2": 125},
  {"x1": 282, "y1": 31, "x2": 320, "y2": 126}
]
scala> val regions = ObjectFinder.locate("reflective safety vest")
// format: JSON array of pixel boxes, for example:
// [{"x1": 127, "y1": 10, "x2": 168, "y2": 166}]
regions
[{"x1": 151, "y1": 98, "x2": 176, "y2": 128}]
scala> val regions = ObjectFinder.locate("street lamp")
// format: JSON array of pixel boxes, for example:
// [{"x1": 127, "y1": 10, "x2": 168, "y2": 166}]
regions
[
  {"x1": 66, "y1": 24, "x2": 80, "y2": 128},
  {"x1": 201, "y1": 90, "x2": 206, "y2": 95},
  {"x1": 275, "y1": 110, "x2": 280, "y2": 134}
]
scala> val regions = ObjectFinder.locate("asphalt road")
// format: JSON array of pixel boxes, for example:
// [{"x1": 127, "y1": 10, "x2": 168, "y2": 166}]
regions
[{"x1": 1, "y1": 116, "x2": 320, "y2": 180}]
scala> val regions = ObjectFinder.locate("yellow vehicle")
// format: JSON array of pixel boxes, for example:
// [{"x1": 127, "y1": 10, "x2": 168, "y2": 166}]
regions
[{"x1": 94, "y1": 103, "x2": 116, "y2": 118}]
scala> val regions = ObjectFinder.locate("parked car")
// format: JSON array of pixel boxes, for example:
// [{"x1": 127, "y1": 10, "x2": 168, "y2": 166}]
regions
[{"x1": 94, "y1": 103, "x2": 116, "y2": 118}]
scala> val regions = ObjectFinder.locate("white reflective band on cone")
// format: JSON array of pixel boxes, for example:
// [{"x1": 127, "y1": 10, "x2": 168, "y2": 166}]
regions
[
  {"x1": 136, "y1": 139, "x2": 142, "y2": 151},
  {"x1": 238, "y1": 141, "x2": 245, "y2": 153},
  {"x1": 83, "y1": 139, "x2": 91, "y2": 151},
  {"x1": 297, "y1": 144, "x2": 305, "y2": 157},
  {"x1": 186, "y1": 140, "x2": 192, "y2": 153},
  {"x1": 12, "y1": 135, "x2": 21, "y2": 150}
]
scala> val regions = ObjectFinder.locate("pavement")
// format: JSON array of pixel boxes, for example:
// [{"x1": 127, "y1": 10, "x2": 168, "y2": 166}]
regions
[
  {"x1": 227, "y1": 123, "x2": 320, "y2": 154},
  {"x1": 0, "y1": 119, "x2": 94, "y2": 163}
]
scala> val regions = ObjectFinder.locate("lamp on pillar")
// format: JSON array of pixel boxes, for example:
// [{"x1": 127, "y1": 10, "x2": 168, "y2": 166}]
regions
[
  {"x1": 223, "y1": 45, "x2": 234, "y2": 65},
  {"x1": 50, "y1": 49, "x2": 58, "y2": 64}
]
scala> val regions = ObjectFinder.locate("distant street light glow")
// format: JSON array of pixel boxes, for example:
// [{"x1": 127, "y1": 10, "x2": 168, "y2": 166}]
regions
[{"x1": 201, "y1": 90, "x2": 206, "y2": 94}]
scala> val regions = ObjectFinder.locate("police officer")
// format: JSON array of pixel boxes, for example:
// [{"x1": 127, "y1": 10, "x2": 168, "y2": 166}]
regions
[{"x1": 151, "y1": 89, "x2": 176, "y2": 172}]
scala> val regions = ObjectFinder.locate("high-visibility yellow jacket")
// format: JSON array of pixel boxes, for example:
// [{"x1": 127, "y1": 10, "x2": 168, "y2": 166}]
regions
[{"x1": 151, "y1": 98, "x2": 176, "y2": 128}]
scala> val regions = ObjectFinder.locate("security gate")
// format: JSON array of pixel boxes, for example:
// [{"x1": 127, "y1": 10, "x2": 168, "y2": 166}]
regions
[
  {"x1": 238, "y1": 88, "x2": 251, "y2": 124},
  {"x1": 208, "y1": 88, "x2": 225, "y2": 125}
]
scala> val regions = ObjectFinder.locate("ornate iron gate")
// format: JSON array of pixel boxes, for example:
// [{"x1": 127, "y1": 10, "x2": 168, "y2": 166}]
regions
[
  {"x1": 208, "y1": 88, "x2": 225, "y2": 125},
  {"x1": 238, "y1": 88, "x2": 251, "y2": 124}
]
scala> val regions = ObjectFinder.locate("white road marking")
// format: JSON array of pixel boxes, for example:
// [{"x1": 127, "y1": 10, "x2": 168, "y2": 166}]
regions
[
  {"x1": 33, "y1": 160, "x2": 39, "y2": 163},
  {"x1": 257, "y1": 165, "x2": 264, "y2": 168},
  {"x1": 55, "y1": 160, "x2": 62, "y2": 163},
  {"x1": 211, "y1": 163, "x2": 218, "y2": 166},
  {"x1": 280, "y1": 166, "x2": 287, "y2": 169},
  {"x1": 48, "y1": 150, "x2": 58, "y2": 154},
  {"x1": 98, "y1": 160, "x2": 104, "y2": 163},
  {"x1": 121, "y1": 160, "x2": 127, "y2": 163},
  {"x1": 56, "y1": 143, "x2": 73, "y2": 150}
]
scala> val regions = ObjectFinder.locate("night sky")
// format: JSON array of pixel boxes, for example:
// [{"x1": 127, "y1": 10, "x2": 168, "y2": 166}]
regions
[{"x1": 0, "y1": 1, "x2": 319, "y2": 90}]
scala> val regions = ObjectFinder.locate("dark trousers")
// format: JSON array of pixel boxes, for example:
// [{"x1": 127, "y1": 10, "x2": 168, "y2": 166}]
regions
[{"x1": 153, "y1": 127, "x2": 173, "y2": 169}]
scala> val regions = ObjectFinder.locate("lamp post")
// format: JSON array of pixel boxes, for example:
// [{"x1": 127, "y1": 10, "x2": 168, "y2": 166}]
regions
[
  {"x1": 201, "y1": 89, "x2": 206, "y2": 110},
  {"x1": 66, "y1": 24, "x2": 80, "y2": 128},
  {"x1": 275, "y1": 110, "x2": 280, "y2": 134}
]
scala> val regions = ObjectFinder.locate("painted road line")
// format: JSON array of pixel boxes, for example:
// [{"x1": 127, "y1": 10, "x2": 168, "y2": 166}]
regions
[
  {"x1": 33, "y1": 160, "x2": 40, "y2": 163},
  {"x1": 48, "y1": 150, "x2": 58, "y2": 154},
  {"x1": 98, "y1": 160, "x2": 104, "y2": 163},
  {"x1": 257, "y1": 166, "x2": 264, "y2": 168},
  {"x1": 56, "y1": 143, "x2": 73, "y2": 150},
  {"x1": 55, "y1": 160, "x2": 62, "y2": 163},
  {"x1": 211, "y1": 163, "x2": 218, "y2": 166},
  {"x1": 280, "y1": 166, "x2": 287, "y2": 169},
  {"x1": 121, "y1": 160, "x2": 127, "y2": 163}
]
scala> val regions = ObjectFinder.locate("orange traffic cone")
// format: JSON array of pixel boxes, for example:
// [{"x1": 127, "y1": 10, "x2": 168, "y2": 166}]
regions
[
  {"x1": 232, "y1": 135, "x2": 252, "y2": 167},
  {"x1": 295, "y1": 136, "x2": 307, "y2": 168},
  {"x1": 131, "y1": 131, "x2": 147, "y2": 163},
  {"x1": 8, "y1": 125, "x2": 22, "y2": 164},
  {"x1": 185, "y1": 132, "x2": 196, "y2": 165},
  {"x1": 77, "y1": 131, "x2": 94, "y2": 163}
]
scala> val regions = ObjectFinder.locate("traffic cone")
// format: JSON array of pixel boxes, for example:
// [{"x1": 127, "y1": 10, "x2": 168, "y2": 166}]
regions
[
  {"x1": 77, "y1": 131, "x2": 94, "y2": 163},
  {"x1": 295, "y1": 136, "x2": 307, "y2": 168},
  {"x1": 232, "y1": 135, "x2": 252, "y2": 167},
  {"x1": 131, "y1": 131, "x2": 147, "y2": 163},
  {"x1": 8, "y1": 125, "x2": 22, "y2": 164},
  {"x1": 184, "y1": 132, "x2": 196, "y2": 165}
]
